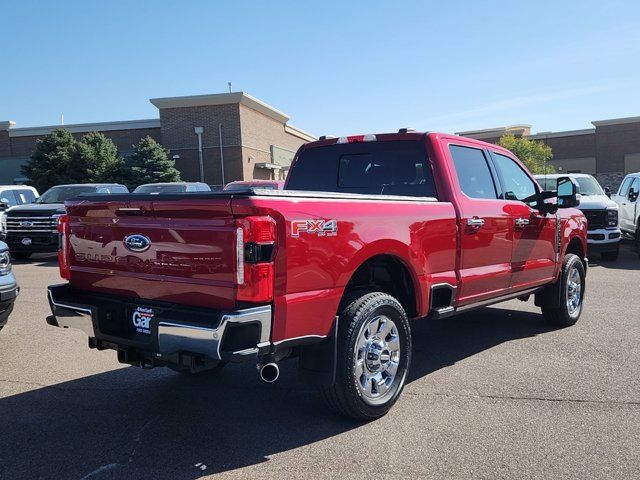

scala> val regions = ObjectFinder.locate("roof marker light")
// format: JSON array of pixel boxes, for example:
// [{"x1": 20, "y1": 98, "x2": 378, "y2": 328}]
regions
[{"x1": 337, "y1": 134, "x2": 377, "y2": 144}]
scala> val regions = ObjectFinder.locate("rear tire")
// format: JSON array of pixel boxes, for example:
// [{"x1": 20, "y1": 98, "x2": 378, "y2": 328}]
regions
[
  {"x1": 10, "y1": 252, "x2": 31, "y2": 260},
  {"x1": 541, "y1": 254, "x2": 585, "y2": 327},
  {"x1": 601, "y1": 247, "x2": 619, "y2": 261},
  {"x1": 321, "y1": 292, "x2": 411, "y2": 420}
]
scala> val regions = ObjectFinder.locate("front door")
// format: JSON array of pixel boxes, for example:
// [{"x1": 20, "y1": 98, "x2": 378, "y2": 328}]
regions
[
  {"x1": 619, "y1": 177, "x2": 639, "y2": 233},
  {"x1": 490, "y1": 151, "x2": 556, "y2": 290}
]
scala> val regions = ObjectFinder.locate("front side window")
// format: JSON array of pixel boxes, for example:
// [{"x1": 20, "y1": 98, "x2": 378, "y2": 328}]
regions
[
  {"x1": 629, "y1": 178, "x2": 640, "y2": 201},
  {"x1": 492, "y1": 153, "x2": 537, "y2": 205},
  {"x1": 618, "y1": 177, "x2": 633, "y2": 196},
  {"x1": 449, "y1": 145, "x2": 497, "y2": 199},
  {"x1": 0, "y1": 190, "x2": 18, "y2": 206}
]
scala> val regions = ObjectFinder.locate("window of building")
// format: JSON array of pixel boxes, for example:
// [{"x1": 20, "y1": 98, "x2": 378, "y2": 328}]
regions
[{"x1": 449, "y1": 145, "x2": 497, "y2": 199}]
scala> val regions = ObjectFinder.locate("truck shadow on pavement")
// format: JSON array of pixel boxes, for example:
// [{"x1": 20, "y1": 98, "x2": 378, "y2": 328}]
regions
[{"x1": 0, "y1": 307, "x2": 553, "y2": 479}]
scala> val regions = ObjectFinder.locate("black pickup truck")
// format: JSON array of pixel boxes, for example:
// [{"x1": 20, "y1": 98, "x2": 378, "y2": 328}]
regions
[{"x1": 1, "y1": 183, "x2": 128, "y2": 259}]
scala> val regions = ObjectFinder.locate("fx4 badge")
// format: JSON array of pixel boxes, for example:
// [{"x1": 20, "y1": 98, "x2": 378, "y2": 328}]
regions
[{"x1": 291, "y1": 219, "x2": 338, "y2": 237}]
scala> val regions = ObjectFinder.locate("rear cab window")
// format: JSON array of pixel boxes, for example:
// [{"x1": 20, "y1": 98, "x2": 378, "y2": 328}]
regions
[{"x1": 286, "y1": 140, "x2": 437, "y2": 198}]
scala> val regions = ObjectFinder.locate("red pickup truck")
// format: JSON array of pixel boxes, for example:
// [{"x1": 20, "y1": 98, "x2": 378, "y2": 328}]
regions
[{"x1": 46, "y1": 131, "x2": 587, "y2": 419}]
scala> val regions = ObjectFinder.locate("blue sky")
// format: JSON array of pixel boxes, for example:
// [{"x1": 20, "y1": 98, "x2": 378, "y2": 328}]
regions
[{"x1": 2, "y1": 0, "x2": 640, "y2": 137}]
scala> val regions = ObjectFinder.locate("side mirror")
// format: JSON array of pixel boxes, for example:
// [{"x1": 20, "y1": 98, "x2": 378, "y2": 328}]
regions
[
  {"x1": 556, "y1": 177, "x2": 580, "y2": 208},
  {"x1": 604, "y1": 186, "x2": 611, "y2": 198},
  {"x1": 0, "y1": 200, "x2": 9, "y2": 211},
  {"x1": 629, "y1": 188, "x2": 639, "y2": 202}
]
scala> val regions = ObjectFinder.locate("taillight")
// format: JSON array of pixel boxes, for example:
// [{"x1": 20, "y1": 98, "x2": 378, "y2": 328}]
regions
[
  {"x1": 235, "y1": 216, "x2": 276, "y2": 302},
  {"x1": 57, "y1": 214, "x2": 71, "y2": 280}
]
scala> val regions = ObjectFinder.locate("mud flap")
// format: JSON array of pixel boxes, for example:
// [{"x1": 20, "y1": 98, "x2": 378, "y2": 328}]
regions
[
  {"x1": 298, "y1": 316, "x2": 338, "y2": 386},
  {"x1": 534, "y1": 282, "x2": 562, "y2": 308}
]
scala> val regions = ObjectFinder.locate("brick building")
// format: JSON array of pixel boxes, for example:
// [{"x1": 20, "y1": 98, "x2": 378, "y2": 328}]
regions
[
  {"x1": 0, "y1": 92, "x2": 315, "y2": 186},
  {"x1": 457, "y1": 116, "x2": 640, "y2": 190}
]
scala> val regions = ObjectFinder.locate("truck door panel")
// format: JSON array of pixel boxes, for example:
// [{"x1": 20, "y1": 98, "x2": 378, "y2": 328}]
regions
[
  {"x1": 446, "y1": 143, "x2": 513, "y2": 304},
  {"x1": 489, "y1": 152, "x2": 556, "y2": 289}
]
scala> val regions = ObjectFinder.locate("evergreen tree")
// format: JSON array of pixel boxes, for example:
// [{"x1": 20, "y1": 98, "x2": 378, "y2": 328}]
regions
[
  {"x1": 71, "y1": 132, "x2": 122, "y2": 183},
  {"x1": 120, "y1": 136, "x2": 180, "y2": 189},
  {"x1": 21, "y1": 129, "x2": 77, "y2": 193}
]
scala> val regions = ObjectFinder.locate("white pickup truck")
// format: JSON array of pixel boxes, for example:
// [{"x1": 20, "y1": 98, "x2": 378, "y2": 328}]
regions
[
  {"x1": 611, "y1": 172, "x2": 640, "y2": 255},
  {"x1": 536, "y1": 174, "x2": 621, "y2": 261}
]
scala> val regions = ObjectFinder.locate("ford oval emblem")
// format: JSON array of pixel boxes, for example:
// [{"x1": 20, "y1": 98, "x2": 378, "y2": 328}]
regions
[{"x1": 124, "y1": 234, "x2": 151, "y2": 253}]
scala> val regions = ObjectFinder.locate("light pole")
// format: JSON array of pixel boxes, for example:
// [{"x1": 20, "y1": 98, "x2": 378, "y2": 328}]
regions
[{"x1": 194, "y1": 127, "x2": 204, "y2": 182}]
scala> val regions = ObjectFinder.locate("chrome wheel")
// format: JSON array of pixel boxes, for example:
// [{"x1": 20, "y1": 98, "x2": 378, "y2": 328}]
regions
[
  {"x1": 566, "y1": 265, "x2": 582, "y2": 318},
  {"x1": 353, "y1": 315, "x2": 401, "y2": 405}
]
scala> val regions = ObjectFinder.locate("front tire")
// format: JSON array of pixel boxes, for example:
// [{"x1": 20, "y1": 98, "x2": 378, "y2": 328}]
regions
[
  {"x1": 541, "y1": 254, "x2": 586, "y2": 327},
  {"x1": 321, "y1": 292, "x2": 412, "y2": 420}
]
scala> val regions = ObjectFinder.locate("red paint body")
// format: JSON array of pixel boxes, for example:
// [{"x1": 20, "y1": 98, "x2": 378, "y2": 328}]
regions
[{"x1": 62, "y1": 132, "x2": 587, "y2": 343}]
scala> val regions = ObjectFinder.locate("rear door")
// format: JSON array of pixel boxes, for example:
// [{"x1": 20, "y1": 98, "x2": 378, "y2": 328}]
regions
[
  {"x1": 489, "y1": 151, "x2": 557, "y2": 289},
  {"x1": 446, "y1": 141, "x2": 513, "y2": 305}
]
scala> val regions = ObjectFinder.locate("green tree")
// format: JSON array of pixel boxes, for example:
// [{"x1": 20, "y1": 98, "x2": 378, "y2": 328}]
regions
[
  {"x1": 21, "y1": 129, "x2": 77, "y2": 192},
  {"x1": 70, "y1": 132, "x2": 122, "y2": 183},
  {"x1": 119, "y1": 136, "x2": 180, "y2": 190},
  {"x1": 497, "y1": 134, "x2": 555, "y2": 174}
]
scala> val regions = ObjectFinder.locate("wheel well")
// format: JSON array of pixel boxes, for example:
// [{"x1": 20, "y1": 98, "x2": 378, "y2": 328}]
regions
[
  {"x1": 342, "y1": 255, "x2": 418, "y2": 317},
  {"x1": 566, "y1": 237, "x2": 586, "y2": 267}
]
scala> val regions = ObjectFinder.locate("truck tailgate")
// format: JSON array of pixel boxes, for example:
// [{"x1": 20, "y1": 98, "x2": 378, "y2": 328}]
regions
[{"x1": 66, "y1": 198, "x2": 237, "y2": 309}]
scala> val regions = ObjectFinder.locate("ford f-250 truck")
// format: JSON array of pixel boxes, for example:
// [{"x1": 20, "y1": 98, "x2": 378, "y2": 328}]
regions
[{"x1": 46, "y1": 131, "x2": 587, "y2": 419}]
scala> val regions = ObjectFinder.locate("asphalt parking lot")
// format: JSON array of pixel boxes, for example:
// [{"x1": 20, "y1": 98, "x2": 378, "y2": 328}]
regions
[{"x1": 1, "y1": 247, "x2": 639, "y2": 480}]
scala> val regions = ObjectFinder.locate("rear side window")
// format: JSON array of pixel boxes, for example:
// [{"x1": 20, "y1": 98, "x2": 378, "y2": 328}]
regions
[
  {"x1": 449, "y1": 145, "x2": 497, "y2": 199},
  {"x1": 286, "y1": 141, "x2": 437, "y2": 198}
]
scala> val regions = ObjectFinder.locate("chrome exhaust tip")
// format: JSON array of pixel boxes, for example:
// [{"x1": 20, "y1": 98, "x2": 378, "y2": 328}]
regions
[{"x1": 259, "y1": 362, "x2": 280, "y2": 383}]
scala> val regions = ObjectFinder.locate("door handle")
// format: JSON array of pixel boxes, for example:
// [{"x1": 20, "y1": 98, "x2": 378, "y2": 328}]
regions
[
  {"x1": 515, "y1": 217, "x2": 530, "y2": 227},
  {"x1": 466, "y1": 217, "x2": 485, "y2": 228}
]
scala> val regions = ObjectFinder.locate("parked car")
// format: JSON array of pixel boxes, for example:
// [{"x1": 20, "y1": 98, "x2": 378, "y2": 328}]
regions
[
  {"x1": 133, "y1": 182, "x2": 211, "y2": 194},
  {"x1": 0, "y1": 185, "x2": 39, "y2": 211},
  {"x1": 223, "y1": 180, "x2": 285, "y2": 191},
  {"x1": 46, "y1": 131, "x2": 587, "y2": 419},
  {"x1": 611, "y1": 172, "x2": 640, "y2": 254},
  {"x1": 0, "y1": 241, "x2": 18, "y2": 332},
  {"x1": 535, "y1": 173, "x2": 621, "y2": 260},
  {"x1": 0, "y1": 183, "x2": 128, "y2": 260}
]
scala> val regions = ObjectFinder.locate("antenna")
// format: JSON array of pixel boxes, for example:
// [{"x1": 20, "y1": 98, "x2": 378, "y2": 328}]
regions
[{"x1": 228, "y1": 82, "x2": 232, "y2": 93}]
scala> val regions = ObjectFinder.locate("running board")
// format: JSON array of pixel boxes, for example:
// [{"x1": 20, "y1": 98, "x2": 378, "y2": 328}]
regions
[{"x1": 429, "y1": 286, "x2": 543, "y2": 319}]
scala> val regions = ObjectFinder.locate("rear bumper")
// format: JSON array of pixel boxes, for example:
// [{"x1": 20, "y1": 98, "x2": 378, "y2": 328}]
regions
[{"x1": 46, "y1": 284, "x2": 272, "y2": 362}]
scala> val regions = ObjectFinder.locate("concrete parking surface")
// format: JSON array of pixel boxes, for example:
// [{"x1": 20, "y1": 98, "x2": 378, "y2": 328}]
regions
[{"x1": 1, "y1": 247, "x2": 639, "y2": 480}]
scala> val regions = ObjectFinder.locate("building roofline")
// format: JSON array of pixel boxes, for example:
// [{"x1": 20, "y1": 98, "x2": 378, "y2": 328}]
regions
[
  {"x1": 0, "y1": 121, "x2": 16, "y2": 131},
  {"x1": 456, "y1": 124, "x2": 531, "y2": 140},
  {"x1": 528, "y1": 128, "x2": 595, "y2": 139},
  {"x1": 150, "y1": 91, "x2": 290, "y2": 124},
  {"x1": 591, "y1": 115, "x2": 640, "y2": 127},
  {"x1": 8, "y1": 119, "x2": 160, "y2": 137},
  {"x1": 284, "y1": 124, "x2": 316, "y2": 142}
]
